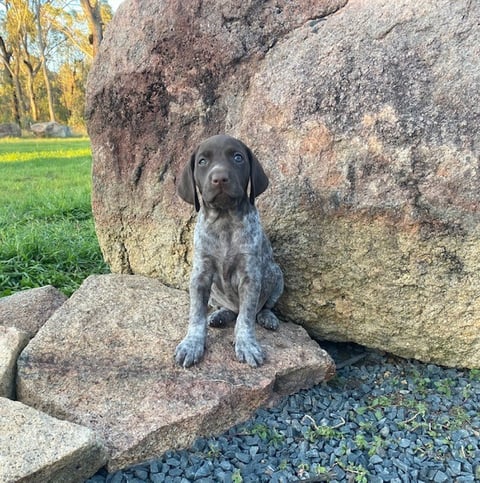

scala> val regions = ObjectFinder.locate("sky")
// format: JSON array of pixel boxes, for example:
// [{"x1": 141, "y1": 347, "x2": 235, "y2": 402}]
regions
[{"x1": 109, "y1": 0, "x2": 124, "y2": 12}]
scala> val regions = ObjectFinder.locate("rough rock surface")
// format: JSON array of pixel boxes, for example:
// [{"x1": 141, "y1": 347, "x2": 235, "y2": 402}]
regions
[
  {"x1": 0, "y1": 122, "x2": 21, "y2": 138},
  {"x1": 86, "y1": 0, "x2": 480, "y2": 368},
  {"x1": 0, "y1": 326, "x2": 28, "y2": 398},
  {"x1": 0, "y1": 285, "x2": 67, "y2": 338},
  {"x1": 30, "y1": 121, "x2": 71, "y2": 138},
  {"x1": 16, "y1": 274, "x2": 335, "y2": 471},
  {"x1": 0, "y1": 397, "x2": 106, "y2": 483}
]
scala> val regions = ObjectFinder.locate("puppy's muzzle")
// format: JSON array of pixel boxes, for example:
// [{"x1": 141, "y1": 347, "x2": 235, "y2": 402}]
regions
[{"x1": 210, "y1": 167, "x2": 230, "y2": 190}]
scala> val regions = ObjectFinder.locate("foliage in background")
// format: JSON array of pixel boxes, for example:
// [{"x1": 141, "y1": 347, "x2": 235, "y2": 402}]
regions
[
  {"x1": 0, "y1": 0, "x2": 112, "y2": 132},
  {"x1": 0, "y1": 137, "x2": 109, "y2": 296}
]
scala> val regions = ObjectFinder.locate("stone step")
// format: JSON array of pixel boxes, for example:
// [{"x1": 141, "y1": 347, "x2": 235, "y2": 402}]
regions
[{"x1": 16, "y1": 274, "x2": 335, "y2": 471}]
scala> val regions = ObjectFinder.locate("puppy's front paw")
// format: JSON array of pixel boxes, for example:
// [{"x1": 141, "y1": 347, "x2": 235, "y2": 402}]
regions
[
  {"x1": 175, "y1": 336, "x2": 205, "y2": 368},
  {"x1": 256, "y1": 309, "x2": 279, "y2": 330},
  {"x1": 235, "y1": 336, "x2": 265, "y2": 367}
]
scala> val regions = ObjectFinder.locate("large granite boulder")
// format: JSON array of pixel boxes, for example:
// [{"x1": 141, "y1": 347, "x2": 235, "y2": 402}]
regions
[
  {"x1": 86, "y1": 0, "x2": 480, "y2": 368},
  {"x1": 17, "y1": 274, "x2": 335, "y2": 471}
]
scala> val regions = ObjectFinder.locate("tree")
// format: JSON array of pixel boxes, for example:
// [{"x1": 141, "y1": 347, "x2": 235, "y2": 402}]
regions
[
  {"x1": 0, "y1": 0, "x2": 31, "y2": 126},
  {"x1": 34, "y1": 0, "x2": 55, "y2": 120},
  {"x1": 56, "y1": 53, "x2": 88, "y2": 130},
  {"x1": 18, "y1": 7, "x2": 41, "y2": 122},
  {"x1": 0, "y1": 33, "x2": 21, "y2": 124},
  {"x1": 46, "y1": 0, "x2": 112, "y2": 60},
  {"x1": 0, "y1": 0, "x2": 113, "y2": 129},
  {"x1": 79, "y1": 0, "x2": 102, "y2": 58}
]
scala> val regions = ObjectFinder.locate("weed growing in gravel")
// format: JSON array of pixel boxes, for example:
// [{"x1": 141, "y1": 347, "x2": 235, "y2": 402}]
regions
[
  {"x1": 301, "y1": 414, "x2": 344, "y2": 443},
  {"x1": 338, "y1": 461, "x2": 369, "y2": 483},
  {"x1": 231, "y1": 468, "x2": 243, "y2": 483},
  {"x1": 469, "y1": 368, "x2": 480, "y2": 380},
  {"x1": 434, "y1": 377, "x2": 455, "y2": 397},
  {"x1": 409, "y1": 368, "x2": 432, "y2": 395},
  {"x1": 305, "y1": 423, "x2": 343, "y2": 442},
  {"x1": 242, "y1": 422, "x2": 285, "y2": 446},
  {"x1": 354, "y1": 433, "x2": 385, "y2": 457},
  {"x1": 205, "y1": 442, "x2": 221, "y2": 459},
  {"x1": 312, "y1": 463, "x2": 331, "y2": 477},
  {"x1": 296, "y1": 461, "x2": 310, "y2": 477},
  {"x1": 449, "y1": 406, "x2": 471, "y2": 429}
]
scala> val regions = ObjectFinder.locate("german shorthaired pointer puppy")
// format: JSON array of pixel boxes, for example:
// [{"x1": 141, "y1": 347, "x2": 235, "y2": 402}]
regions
[{"x1": 175, "y1": 134, "x2": 283, "y2": 367}]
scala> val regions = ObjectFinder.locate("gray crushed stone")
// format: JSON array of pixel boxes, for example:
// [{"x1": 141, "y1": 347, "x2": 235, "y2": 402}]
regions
[{"x1": 86, "y1": 342, "x2": 480, "y2": 482}]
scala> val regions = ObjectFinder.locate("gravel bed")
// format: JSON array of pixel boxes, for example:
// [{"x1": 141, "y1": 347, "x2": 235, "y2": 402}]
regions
[{"x1": 86, "y1": 343, "x2": 480, "y2": 482}]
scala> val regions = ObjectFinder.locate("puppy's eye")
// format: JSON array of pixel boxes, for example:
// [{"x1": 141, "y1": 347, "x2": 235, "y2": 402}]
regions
[
  {"x1": 198, "y1": 158, "x2": 208, "y2": 166},
  {"x1": 233, "y1": 153, "x2": 244, "y2": 164}
]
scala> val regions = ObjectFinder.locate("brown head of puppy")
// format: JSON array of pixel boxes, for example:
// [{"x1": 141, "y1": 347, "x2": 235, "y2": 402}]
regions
[{"x1": 177, "y1": 134, "x2": 269, "y2": 212}]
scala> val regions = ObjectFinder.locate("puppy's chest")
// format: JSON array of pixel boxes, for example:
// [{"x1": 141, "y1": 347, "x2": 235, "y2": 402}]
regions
[
  {"x1": 195, "y1": 213, "x2": 263, "y2": 267},
  {"x1": 200, "y1": 224, "x2": 260, "y2": 260}
]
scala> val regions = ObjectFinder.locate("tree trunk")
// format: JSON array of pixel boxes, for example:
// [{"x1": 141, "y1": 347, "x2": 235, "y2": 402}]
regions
[
  {"x1": 79, "y1": 0, "x2": 103, "y2": 58},
  {"x1": 13, "y1": 58, "x2": 27, "y2": 122},
  {"x1": 35, "y1": 0, "x2": 55, "y2": 121},
  {"x1": 23, "y1": 60, "x2": 39, "y2": 122},
  {"x1": 0, "y1": 36, "x2": 21, "y2": 126}
]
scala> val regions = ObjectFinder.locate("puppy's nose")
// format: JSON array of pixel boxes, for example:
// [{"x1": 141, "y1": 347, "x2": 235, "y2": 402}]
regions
[{"x1": 211, "y1": 169, "x2": 230, "y2": 185}]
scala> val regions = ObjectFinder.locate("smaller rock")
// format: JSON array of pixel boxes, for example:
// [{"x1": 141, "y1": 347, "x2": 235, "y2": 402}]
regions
[
  {"x1": 0, "y1": 122, "x2": 21, "y2": 138},
  {"x1": 369, "y1": 454, "x2": 384, "y2": 465},
  {"x1": 235, "y1": 451, "x2": 251, "y2": 464},
  {"x1": 219, "y1": 460, "x2": 232, "y2": 471},
  {"x1": 194, "y1": 461, "x2": 213, "y2": 479},
  {"x1": 380, "y1": 426, "x2": 390, "y2": 438},
  {"x1": 451, "y1": 429, "x2": 470, "y2": 442},
  {"x1": 133, "y1": 467, "x2": 149, "y2": 480},
  {"x1": 398, "y1": 438, "x2": 411, "y2": 448},
  {"x1": 0, "y1": 285, "x2": 67, "y2": 337},
  {"x1": 392, "y1": 458, "x2": 409, "y2": 474},
  {"x1": 0, "y1": 326, "x2": 29, "y2": 398},
  {"x1": 30, "y1": 121, "x2": 71, "y2": 138},
  {"x1": 0, "y1": 397, "x2": 107, "y2": 482},
  {"x1": 433, "y1": 470, "x2": 449, "y2": 483},
  {"x1": 447, "y1": 460, "x2": 462, "y2": 476}
]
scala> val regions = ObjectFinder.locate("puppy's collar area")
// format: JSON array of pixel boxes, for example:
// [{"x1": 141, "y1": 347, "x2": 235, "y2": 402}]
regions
[{"x1": 201, "y1": 196, "x2": 254, "y2": 220}]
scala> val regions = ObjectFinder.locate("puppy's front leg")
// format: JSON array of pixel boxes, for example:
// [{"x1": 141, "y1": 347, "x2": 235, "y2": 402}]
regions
[
  {"x1": 175, "y1": 262, "x2": 213, "y2": 368},
  {"x1": 235, "y1": 277, "x2": 264, "y2": 367}
]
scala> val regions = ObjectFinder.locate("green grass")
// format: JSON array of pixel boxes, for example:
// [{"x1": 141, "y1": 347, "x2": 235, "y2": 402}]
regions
[{"x1": 0, "y1": 137, "x2": 109, "y2": 297}]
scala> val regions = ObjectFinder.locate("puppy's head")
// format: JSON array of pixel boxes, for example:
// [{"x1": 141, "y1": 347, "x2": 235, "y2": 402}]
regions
[{"x1": 177, "y1": 134, "x2": 269, "y2": 212}]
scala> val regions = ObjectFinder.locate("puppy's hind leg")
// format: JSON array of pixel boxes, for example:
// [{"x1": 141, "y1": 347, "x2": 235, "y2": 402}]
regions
[
  {"x1": 208, "y1": 307, "x2": 237, "y2": 327},
  {"x1": 256, "y1": 263, "x2": 283, "y2": 331}
]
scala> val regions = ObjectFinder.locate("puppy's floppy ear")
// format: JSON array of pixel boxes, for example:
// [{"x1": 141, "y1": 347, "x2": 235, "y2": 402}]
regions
[
  {"x1": 177, "y1": 153, "x2": 200, "y2": 212},
  {"x1": 246, "y1": 146, "x2": 269, "y2": 205}
]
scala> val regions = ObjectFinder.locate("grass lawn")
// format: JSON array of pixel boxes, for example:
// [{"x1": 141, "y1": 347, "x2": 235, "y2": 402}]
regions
[{"x1": 0, "y1": 137, "x2": 109, "y2": 297}]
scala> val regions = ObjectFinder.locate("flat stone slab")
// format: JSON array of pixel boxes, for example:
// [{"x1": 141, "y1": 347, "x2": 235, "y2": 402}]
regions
[
  {"x1": 0, "y1": 326, "x2": 29, "y2": 398},
  {"x1": 0, "y1": 285, "x2": 67, "y2": 337},
  {"x1": 0, "y1": 397, "x2": 106, "y2": 483},
  {"x1": 17, "y1": 274, "x2": 335, "y2": 471}
]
